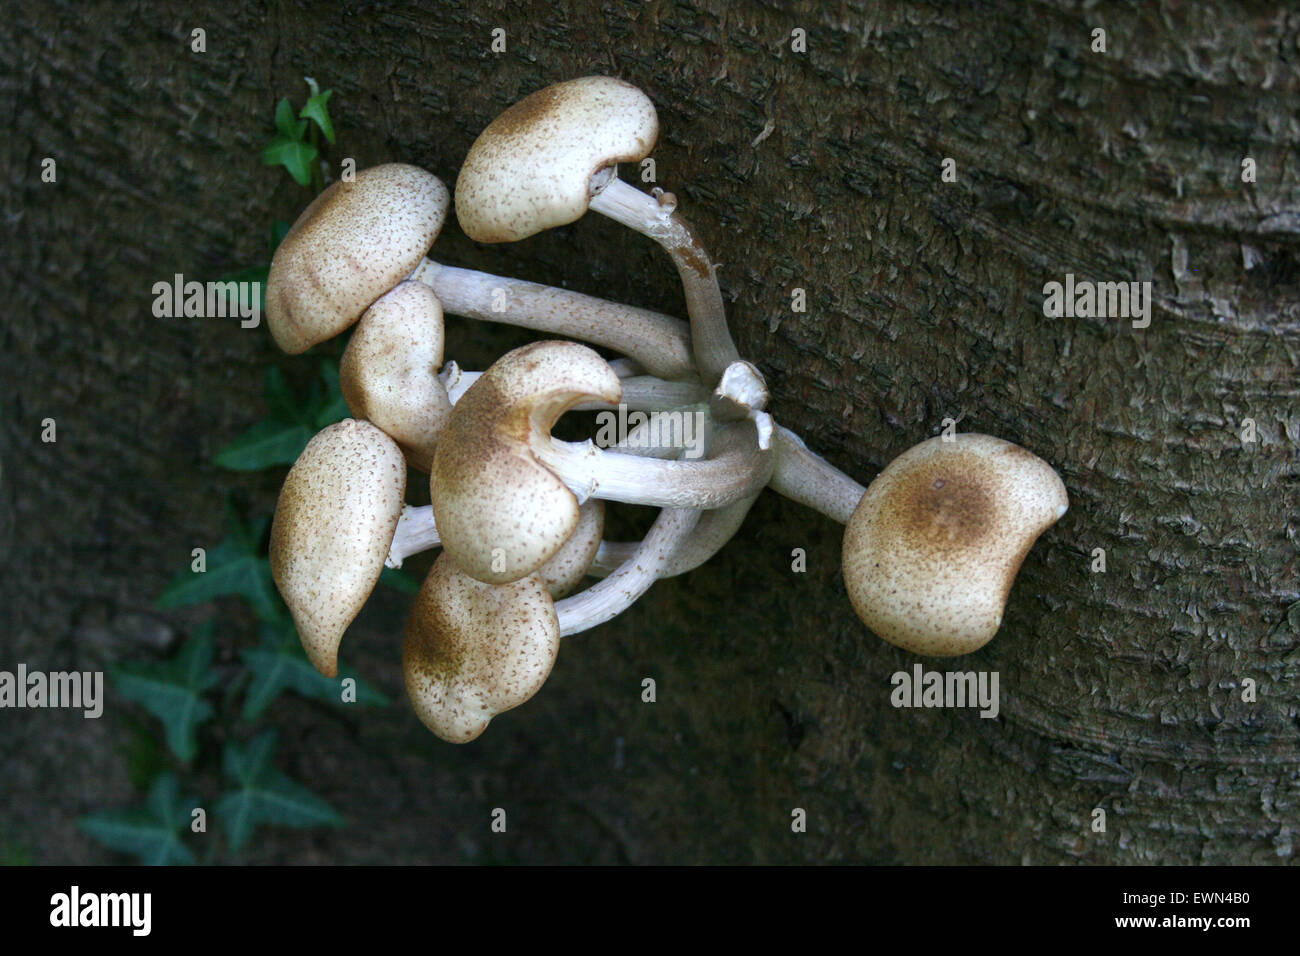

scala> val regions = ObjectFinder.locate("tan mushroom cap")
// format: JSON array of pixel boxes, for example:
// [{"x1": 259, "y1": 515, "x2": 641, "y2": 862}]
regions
[
  {"x1": 455, "y1": 76, "x2": 658, "y2": 243},
  {"x1": 270, "y1": 419, "x2": 407, "y2": 677},
  {"x1": 403, "y1": 553, "x2": 560, "y2": 743},
  {"x1": 431, "y1": 340, "x2": 622, "y2": 584},
  {"x1": 339, "y1": 281, "x2": 451, "y2": 472},
  {"x1": 842, "y1": 434, "x2": 1068, "y2": 657},
  {"x1": 266, "y1": 163, "x2": 449, "y2": 353},
  {"x1": 537, "y1": 498, "x2": 604, "y2": 598}
]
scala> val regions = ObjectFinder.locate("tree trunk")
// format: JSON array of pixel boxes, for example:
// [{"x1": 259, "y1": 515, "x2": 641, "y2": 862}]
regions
[{"x1": 1, "y1": 0, "x2": 1296, "y2": 864}]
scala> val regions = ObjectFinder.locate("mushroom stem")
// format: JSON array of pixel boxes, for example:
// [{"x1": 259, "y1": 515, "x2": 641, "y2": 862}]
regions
[
  {"x1": 588, "y1": 175, "x2": 741, "y2": 386},
  {"x1": 536, "y1": 419, "x2": 771, "y2": 509},
  {"x1": 440, "y1": 364, "x2": 708, "y2": 412},
  {"x1": 386, "y1": 504, "x2": 440, "y2": 569},
  {"x1": 590, "y1": 491, "x2": 764, "y2": 579},
  {"x1": 769, "y1": 425, "x2": 866, "y2": 525},
  {"x1": 409, "y1": 259, "x2": 695, "y2": 380},
  {"x1": 555, "y1": 508, "x2": 700, "y2": 637}
]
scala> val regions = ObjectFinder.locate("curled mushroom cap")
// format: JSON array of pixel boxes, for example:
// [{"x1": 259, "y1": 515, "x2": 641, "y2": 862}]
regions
[
  {"x1": 455, "y1": 76, "x2": 658, "y2": 243},
  {"x1": 403, "y1": 553, "x2": 560, "y2": 743},
  {"x1": 266, "y1": 164, "x2": 449, "y2": 353},
  {"x1": 270, "y1": 419, "x2": 407, "y2": 677},
  {"x1": 537, "y1": 498, "x2": 604, "y2": 598},
  {"x1": 339, "y1": 281, "x2": 451, "y2": 471},
  {"x1": 842, "y1": 434, "x2": 1068, "y2": 657},
  {"x1": 431, "y1": 340, "x2": 622, "y2": 584}
]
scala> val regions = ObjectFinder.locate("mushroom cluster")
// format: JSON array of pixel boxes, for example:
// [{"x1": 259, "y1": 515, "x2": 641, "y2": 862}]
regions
[{"x1": 263, "y1": 76, "x2": 1069, "y2": 743}]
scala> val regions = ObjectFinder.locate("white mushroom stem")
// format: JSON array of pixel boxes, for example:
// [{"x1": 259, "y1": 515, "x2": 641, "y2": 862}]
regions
[
  {"x1": 769, "y1": 425, "x2": 866, "y2": 525},
  {"x1": 590, "y1": 490, "x2": 764, "y2": 579},
  {"x1": 535, "y1": 420, "x2": 771, "y2": 508},
  {"x1": 439, "y1": 364, "x2": 707, "y2": 411},
  {"x1": 409, "y1": 259, "x2": 694, "y2": 380},
  {"x1": 386, "y1": 504, "x2": 440, "y2": 569},
  {"x1": 555, "y1": 508, "x2": 700, "y2": 637},
  {"x1": 588, "y1": 174, "x2": 741, "y2": 386}
]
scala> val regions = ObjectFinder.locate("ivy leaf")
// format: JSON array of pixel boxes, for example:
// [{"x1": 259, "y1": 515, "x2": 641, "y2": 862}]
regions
[
  {"x1": 311, "y1": 359, "x2": 350, "y2": 428},
  {"x1": 379, "y1": 566, "x2": 420, "y2": 594},
  {"x1": 78, "y1": 773, "x2": 197, "y2": 866},
  {"x1": 263, "y1": 135, "x2": 318, "y2": 187},
  {"x1": 273, "y1": 97, "x2": 306, "y2": 139},
  {"x1": 156, "y1": 502, "x2": 279, "y2": 620},
  {"x1": 299, "y1": 86, "x2": 335, "y2": 144},
  {"x1": 241, "y1": 618, "x2": 388, "y2": 721},
  {"x1": 270, "y1": 219, "x2": 292, "y2": 252},
  {"x1": 109, "y1": 625, "x2": 220, "y2": 762},
  {"x1": 215, "y1": 732, "x2": 342, "y2": 851},
  {"x1": 215, "y1": 419, "x2": 315, "y2": 471}
]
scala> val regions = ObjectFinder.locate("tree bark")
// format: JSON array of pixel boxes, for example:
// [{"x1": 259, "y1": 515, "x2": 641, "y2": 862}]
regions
[{"x1": 1, "y1": 0, "x2": 1296, "y2": 864}]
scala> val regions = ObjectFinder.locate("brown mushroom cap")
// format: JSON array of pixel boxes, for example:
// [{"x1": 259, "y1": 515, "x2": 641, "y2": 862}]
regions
[
  {"x1": 455, "y1": 76, "x2": 658, "y2": 243},
  {"x1": 430, "y1": 340, "x2": 622, "y2": 585},
  {"x1": 339, "y1": 281, "x2": 451, "y2": 472},
  {"x1": 266, "y1": 164, "x2": 448, "y2": 353},
  {"x1": 270, "y1": 419, "x2": 407, "y2": 677},
  {"x1": 537, "y1": 498, "x2": 604, "y2": 598},
  {"x1": 842, "y1": 433, "x2": 1068, "y2": 657},
  {"x1": 403, "y1": 552, "x2": 560, "y2": 743}
]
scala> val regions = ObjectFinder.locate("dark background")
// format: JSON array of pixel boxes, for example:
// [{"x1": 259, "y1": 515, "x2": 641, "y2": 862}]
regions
[{"x1": 1, "y1": 0, "x2": 1297, "y2": 864}]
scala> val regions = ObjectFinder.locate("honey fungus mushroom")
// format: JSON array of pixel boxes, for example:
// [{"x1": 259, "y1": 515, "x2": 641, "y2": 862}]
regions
[
  {"x1": 841, "y1": 434, "x2": 1068, "y2": 657},
  {"x1": 269, "y1": 419, "x2": 406, "y2": 677},
  {"x1": 431, "y1": 341, "x2": 771, "y2": 585},
  {"x1": 265, "y1": 162, "x2": 694, "y2": 379},
  {"x1": 454, "y1": 76, "x2": 741, "y2": 385}
]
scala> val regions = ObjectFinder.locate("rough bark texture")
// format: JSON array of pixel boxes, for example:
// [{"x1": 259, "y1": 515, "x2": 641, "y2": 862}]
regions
[{"x1": 1, "y1": 0, "x2": 1297, "y2": 864}]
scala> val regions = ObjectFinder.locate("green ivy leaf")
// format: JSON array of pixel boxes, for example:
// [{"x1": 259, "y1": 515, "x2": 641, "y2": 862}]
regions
[
  {"x1": 215, "y1": 419, "x2": 315, "y2": 471},
  {"x1": 270, "y1": 219, "x2": 292, "y2": 252},
  {"x1": 215, "y1": 732, "x2": 342, "y2": 851},
  {"x1": 263, "y1": 135, "x2": 319, "y2": 187},
  {"x1": 273, "y1": 97, "x2": 306, "y2": 139},
  {"x1": 78, "y1": 773, "x2": 197, "y2": 866},
  {"x1": 300, "y1": 87, "x2": 335, "y2": 144},
  {"x1": 379, "y1": 566, "x2": 420, "y2": 594},
  {"x1": 156, "y1": 502, "x2": 279, "y2": 620},
  {"x1": 311, "y1": 359, "x2": 350, "y2": 427},
  {"x1": 109, "y1": 625, "x2": 220, "y2": 763},
  {"x1": 241, "y1": 618, "x2": 388, "y2": 721}
]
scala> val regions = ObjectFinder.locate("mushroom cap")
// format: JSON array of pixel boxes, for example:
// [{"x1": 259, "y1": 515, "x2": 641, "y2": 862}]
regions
[
  {"x1": 842, "y1": 434, "x2": 1068, "y2": 657},
  {"x1": 537, "y1": 498, "x2": 604, "y2": 598},
  {"x1": 339, "y1": 281, "x2": 451, "y2": 472},
  {"x1": 266, "y1": 164, "x2": 449, "y2": 353},
  {"x1": 455, "y1": 76, "x2": 658, "y2": 243},
  {"x1": 270, "y1": 419, "x2": 407, "y2": 677},
  {"x1": 403, "y1": 553, "x2": 560, "y2": 743},
  {"x1": 431, "y1": 340, "x2": 622, "y2": 585}
]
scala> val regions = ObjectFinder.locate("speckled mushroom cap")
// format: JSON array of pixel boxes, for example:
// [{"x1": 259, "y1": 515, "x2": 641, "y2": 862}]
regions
[
  {"x1": 403, "y1": 552, "x2": 560, "y2": 743},
  {"x1": 269, "y1": 419, "x2": 407, "y2": 677},
  {"x1": 537, "y1": 498, "x2": 604, "y2": 598},
  {"x1": 431, "y1": 340, "x2": 622, "y2": 585},
  {"x1": 842, "y1": 434, "x2": 1068, "y2": 657},
  {"x1": 266, "y1": 163, "x2": 449, "y2": 353},
  {"x1": 454, "y1": 76, "x2": 658, "y2": 242},
  {"x1": 339, "y1": 281, "x2": 451, "y2": 472}
]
